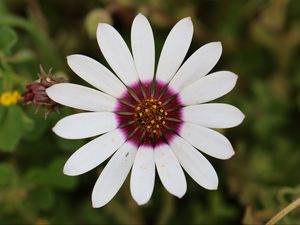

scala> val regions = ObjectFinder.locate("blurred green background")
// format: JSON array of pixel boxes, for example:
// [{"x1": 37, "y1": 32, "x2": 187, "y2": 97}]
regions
[{"x1": 0, "y1": 0, "x2": 300, "y2": 224}]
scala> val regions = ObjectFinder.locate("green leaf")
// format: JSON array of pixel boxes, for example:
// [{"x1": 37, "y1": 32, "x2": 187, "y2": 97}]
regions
[
  {"x1": 23, "y1": 105, "x2": 50, "y2": 142},
  {"x1": 56, "y1": 138, "x2": 85, "y2": 153},
  {"x1": 0, "y1": 25, "x2": 17, "y2": 55},
  {"x1": 23, "y1": 168, "x2": 48, "y2": 186},
  {"x1": 0, "y1": 105, "x2": 34, "y2": 152},
  {"x1": 46, "y1": 158, "x2": 78, "y2": 190},
  {"x1": 28, "y1": 187, "x2": 55, "y2": 210},
  {"x1": 0, "y1": 103, "x2": 4, "y2": 124},
  {"x1": 10, "y1": 49, "x2": 36, "y2": 63},
  {"x1": 24, "y1": 158, "x2": 78, "y2": 190},
  {"x1": 0, "y1": 0, "x2": 8, "y2": 15},
  {"x1": 0, "y1": 163, "x2": 18, "y2": 187}
]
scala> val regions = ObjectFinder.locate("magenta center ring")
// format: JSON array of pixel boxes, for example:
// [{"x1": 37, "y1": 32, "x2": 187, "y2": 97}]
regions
[{"x1": 115, "y1": 80, "x2": 183, "y2": 147}]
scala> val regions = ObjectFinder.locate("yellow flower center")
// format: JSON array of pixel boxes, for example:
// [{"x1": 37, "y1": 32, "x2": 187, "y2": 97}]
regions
[{"x1": 134, "y1": 98, "x2": 168, "y2": 137}]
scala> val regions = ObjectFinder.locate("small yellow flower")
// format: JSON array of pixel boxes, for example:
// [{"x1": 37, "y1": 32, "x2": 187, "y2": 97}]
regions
[
  {"x1": 11, "y1": 91, "x2": 21, "y2": 104},
  {"x1": 0, "y1": 91, "x2": 21, "y2": 106},
  {"x1": 0, "y1": 91, "x2": 12, "y2": 106}
]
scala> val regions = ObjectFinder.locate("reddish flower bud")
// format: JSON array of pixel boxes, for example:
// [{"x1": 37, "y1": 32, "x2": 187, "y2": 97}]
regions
[{"x1": 22, "y1": 66, "x2": 67, "y2": 117}]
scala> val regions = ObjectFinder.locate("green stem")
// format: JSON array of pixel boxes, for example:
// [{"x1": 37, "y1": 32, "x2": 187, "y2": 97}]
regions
[
  {"x1": 266, "y1": 198, "x2": 300, "y2": 225},
  {"x1": 0, "y1": 60, "x2": 14, "y2": 90},
  {"x1": 0, "y1": 14, "x2": 62, "y2": 68}
]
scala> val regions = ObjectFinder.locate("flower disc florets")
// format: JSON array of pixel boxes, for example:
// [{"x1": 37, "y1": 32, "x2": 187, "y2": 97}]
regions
[
  {"x1": 115, "y1": 81, "x2": 182, "y2": 147},
  {"x1": 134, "y1": 98, "x2": 167, "y2": 137}
]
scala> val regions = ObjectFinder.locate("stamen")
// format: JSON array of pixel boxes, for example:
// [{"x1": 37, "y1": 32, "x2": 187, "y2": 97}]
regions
[
  {"x1": 138, "y1": 130, "x2": 147, "y2": 145},
  {"x1": 127, "y1": 87, "x2": 141, "y2": 103},
  {"x1": 158, "y1": 86, "x2": 168, "y2": 100},
  {"x1": 140, "y1": 83, "x2": 147, "y2": 100},
  {"x1": 127, "y1": 126, "x2": 140, "y2": 140},
  {"x1": 119, "y1": 120, "x2": 135, "y2": 128},
  {"x1": 134, "y1": 98, "x2": 169, "y2": 138},
  {"x1": 116, "y1": 111, "x2": 134, "y2": 116},
  {"x1": 162, "y1": 95, "x2": 177, "y2": 106},
  {"x1": 166, "y1": 117, "x2": 181, "y2": 122},
  {"x1": 120, "y1": 99, "x2": 135, "y2": 108}
]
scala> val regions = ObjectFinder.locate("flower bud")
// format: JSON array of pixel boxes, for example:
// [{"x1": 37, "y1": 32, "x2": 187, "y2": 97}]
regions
[{"x1": 22, "y1": 66, "x2": 67, "y2": 116}]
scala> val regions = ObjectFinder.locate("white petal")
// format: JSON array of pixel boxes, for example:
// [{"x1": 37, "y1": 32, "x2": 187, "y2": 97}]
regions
[
  {"x1": 130, "y1": 146, "x2": 155, "y2": 205},
  {"x1": 131, "y1": 14, "x2": 155, "y2": 82},
  {"x1": 169, "y1": 42, "x2": 222, "y2": 91},
  {"x1": 67, "y1": 54, "x2": 126, "y2": 97},
  {"x1": 170, "y1": 135, "x2": 218, "y2": 190},
  {"x1": 46, "y1": 83, "x2": 116, "y2": 111},
  {"x1": 97, "y1": 23, "x2": 139, "y2": 85},
  {"x1": 53, "y1": 112, "x2": 118, "y2": 139},
  {"x1": 63, "y1": 129, "x2": 125, "y2": 176},
  {"x1": 92, "y1": 142, "x2": 137, "y2": 208},
  {"x1": 179, "y1": 71, "x2": 238, "y2": 105},
  {"x1": 183, "y1": 103, "x2": 245, "y2": 128},
  {"x1": 154, "y1": 144, "x2": 186, "y2": 198},
  {"x1": 156, "y1": 17, "x2": 193, "y2": 83},
  {"x1": 180, "y1": 123, "x2": 234, "y2": 159}
]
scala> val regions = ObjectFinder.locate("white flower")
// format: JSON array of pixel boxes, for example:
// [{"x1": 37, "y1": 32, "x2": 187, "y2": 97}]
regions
[{"x1": 46, "y1": 13, "x2": 244, "y2": 207}]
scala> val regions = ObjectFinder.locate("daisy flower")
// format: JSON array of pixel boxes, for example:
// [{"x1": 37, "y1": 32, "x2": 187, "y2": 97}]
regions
[{"x1": 46, "y1": 13, "x2": 244, "y2": 207}]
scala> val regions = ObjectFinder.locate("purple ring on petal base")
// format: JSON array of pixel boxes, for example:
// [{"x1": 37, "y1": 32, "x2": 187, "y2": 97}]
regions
[{"x1": 115, "y1": 80, "x2": 183, "y2": 147}]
